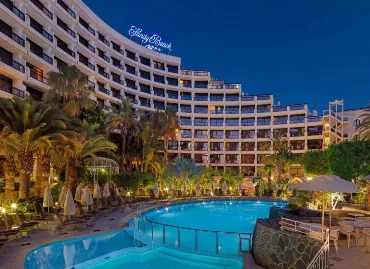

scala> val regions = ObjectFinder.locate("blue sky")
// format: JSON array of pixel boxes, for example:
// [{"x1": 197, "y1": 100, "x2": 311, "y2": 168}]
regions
[{"x1": 84, "y1": 0, "x2": 370, "y2": 112}]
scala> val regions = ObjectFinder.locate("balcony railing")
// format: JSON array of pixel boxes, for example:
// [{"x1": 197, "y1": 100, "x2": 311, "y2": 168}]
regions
[
  {"x1": 182, "y1": 83, "x2": 192, "y2": 88},
  {"x1": 225, "y1": 84, "x2": 239, "y2": 89},
  {"x1": 290, "y1": 104, "x2": 305, "y2": 111},
  {"x1": 194, "y1": 134, "x2": 208, "y2": 138},
  {"x1": 308, "y1": 131, "x2": 323, "y2": 136},
  {"x1": 210, "y1": 135, "x2": 224, "y2": 139},
  {"x1": 167, "y1": 80, "x2": 178, "y2": 86},
  {"x1": 290, "y1": 132, "x2": 304, "y2": 137},
  {"x1": 241, "y1": 96, "x2": 255, "y2": 101},
  {"x1": 180, "y1": 108, "x2": 192, "y2": 113},
  {"x1": 290, "y1": 119, "x2": 305, "y2": 124},
  {"x1": 30, "y1": 69, "x2": 48, "y2": 84},
  {"x1": 181, "y1": 95, "x2": 192, "y2": 100},
  {"x1": 99, "y1": 70, "x2": 110, "y2": 79},
  {"x1": 1, "y1": 57, "x2": 25, "y2": 73},
  {"x1": 273, "y1": 106, "x2": 288, "y2": 112},
  {"x1": 307, "y1": 145, "x2": 322, "y2": 150},
  {"x1": 2, "y1": 1, "x2": 25, "y2": 21},
  {"x1": 194, "y1": 96, "x2": 208, "y2": 101},
  {"x1": 98, "y1": 87, "x2": 110, "y2": 95},
  {"x1": 257, "y1": 107, "x2": 271, "y2": 113},
  {"x1": 10, "y1": 32, "x2": 25, "y2": 47},
  {"x1": 273, "y1": 120, "x2": 288, "y2": 125},
  {"x1": 256, "y1": 94, "x2": 270, "y2": 101},
  {"x1": 168, "y1": 94, "x2": 178, "y2": 99},
  {"x1": 112, "y1": 92, "x2": 123, "y2": 100},
  {"x1": 257, "y1": 121, "x2": 271, "y2": 126},
  {"x1": 241, "y1": 121, "x2": 254, "y2": 126},
  {"x1": 241, "y1": 109, "x2": 255, "y2": 114},
  {"x1": 225, "y1": 109, "x2": 239, "y2": 114},
  {"x1": 180, "y1": 69, "x2": 192, "y2": 76},
  {"x1": 194, "y1": 109, "x2": 208, "y2": 114},
  {"x1": 194, "y1": 122, "x2": 208, "y2": 126},
  {"x1": 87, "y1": 62, "x2": 95, "y2": 71},
  {"x1": 307, "y1": 117, "x2": 322, "y2": 123},
  {"x1": 180, "y1": 121, "x2": 192, "y2": 126},
  {"x1": 226, "y1": 135, "x2": 239, "y2": 139},
  {"x1": 194, "y1": 84, "x2": 208, "y2": 89},
  {"x1": 0, "y1": 82, "x2": 24, "y2": 98},
  {"x1": 225, "y1": 122, "x2": 239, "y2": 126},
  {"x1": 30, "y1": 0, "x2": 53, "y2": 20},
  {"x1": 181, "y1": 133, "x2": 192, "y2": 138},
  {"x1": 210, "y1": 122, "x2": 223, "y2": 126},
  {"x1": 57, "y1": 0, "x2": 76, "y2": 19},
  {"x1": 193, "y1": 70, "x2": 208, "y2": 76},
  {"x1": 210, "y1": 97, "x2": 224, "y2": 102},
  {"x1": 126, "y1": 83, "x2": 137, "y2": 90}
]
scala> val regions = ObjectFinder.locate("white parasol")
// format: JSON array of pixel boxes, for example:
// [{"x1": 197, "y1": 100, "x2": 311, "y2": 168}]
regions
[
  {"x1": 93, "y1": 184, "x2": 102, "y2": 199},
  {"x1": 81, "y1": 186, "x2": 93, "y2": 211},
  {"x1": 75, "y1": 183, "x2": 83, "y2": 201},
  {"x1": 43, "y1": 186, "x2": 53, "y2": 208},
  {"x1": 222, "y1": 181, "x2": 227, "y2": 192},
  {"x1": 103, "y1": 183, "x2": 110, "y2": 197},
  {"x1": 58, "y1": 185, "x2": 67, "y2": 205},
  {"x1": 63, "y1": 190, "x2": 75, "y2": 218}
]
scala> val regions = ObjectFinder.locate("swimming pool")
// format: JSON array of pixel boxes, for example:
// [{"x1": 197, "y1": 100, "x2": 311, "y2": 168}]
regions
[
  {"x1": 134, "y1": 200, "x2": 286, "y2": 255},
  {"x1": 24, "y1": 229, "x2": 242, "y2": 269},
  {"x1": 25, "y1": 199, "x2": 284, "y2": 268}
]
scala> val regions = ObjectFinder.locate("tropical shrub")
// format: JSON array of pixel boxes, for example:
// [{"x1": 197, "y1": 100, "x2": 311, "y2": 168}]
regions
[{"x1": 301, "y1": 150, "x2": 330, "y2": 176}]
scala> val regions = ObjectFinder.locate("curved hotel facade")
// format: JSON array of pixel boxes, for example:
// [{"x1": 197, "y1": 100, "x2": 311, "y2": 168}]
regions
[{"x1": 0, "y1": 0, "x2": 351, "y2": 177}]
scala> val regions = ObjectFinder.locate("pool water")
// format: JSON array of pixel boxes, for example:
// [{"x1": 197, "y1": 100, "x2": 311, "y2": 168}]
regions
[
  {"x1": 143, "y1": 200, "x2": 284, "y2": 233},
  {"x1": 24, "y1": 230, "x2": 145, "y2": 269},
  {"x1": 87, "y1": 247, "x2": 242, "y2": 269},
  {"x1": 136, "y1": 200, "x2": 286, "y2": 254}
]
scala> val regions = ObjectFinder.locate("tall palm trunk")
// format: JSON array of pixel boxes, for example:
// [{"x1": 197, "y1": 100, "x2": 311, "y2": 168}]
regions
[
  {"x1": 4, "y1": 157, "x2": 16, "y2": 201},
  {"x1": 66, "y1": 157, "x2": 79, "y2": 195},
  {"x1": 164, "y1": 137, "x2": 168, "y2": 160},
  {"x1": 35, "y1": 152, "x2": 51, "y2": 197},
  {"x1": 16, "y1": 148, "x2": 34, "y2": 199},
  {"x1": 120, "y1": 133, "x2": 126, "y2": 172}
]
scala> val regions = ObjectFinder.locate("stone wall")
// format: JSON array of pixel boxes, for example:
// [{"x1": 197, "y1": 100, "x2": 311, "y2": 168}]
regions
[{"x1": 252, "y1": 219, "x2": 322, "y2": 269}]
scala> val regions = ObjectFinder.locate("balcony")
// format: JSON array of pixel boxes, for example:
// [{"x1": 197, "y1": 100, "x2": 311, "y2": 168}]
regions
[
  {"x1": 126, "y1": 50, "x2": 137, "y2": 61},
  {"x1": 210, "y1": 96, "x2": 223, "y2": 102},
  {"x1": 182, "y1": 83, "x2": 192, "y2": 88},
  {"x1": 0, "y1": 81, "x2": 24, "y2": 98},
  {"x1": 181, "y1": 95, "x2": 192, "y2": 100},
  {"x1": 57, "y1": 18, "x2": 76, "y2": 38},
  {"x1": 153, "y1": 76, "x2": 165, "y2": 84},
  {"x1": 225, "y1": 96, "x2": 239, "y2": 102},
  {"x1": 210, "y1": 134, "x2": 224, "y2": 139},
  {"x1": 154, "y1": 90, "x2": 165, "y2": 97},
  {"x1": 180, "y1": 107, "x2": 192, "y2": 113},
  {"x1": 79, "y1": 17, "x2": 95, "y2": 36},
  {"x1": 225, "y1": 109, "x2": 239, "y2": 114},
  {"x1": 79, "y1": 36, "x2": 95, "y2": 54},
  {"x1": 126, "y1": 82, "x2": 137, "y2": 90},
  {"x1": 30, "y1": 69, "x2": 47, "y2": 84},
  {"x1": 241, "y1": 96, "x2": 254, "y2": 101},
  {"x1": 256, "y1": 133, "x2": 270, "y2": 139},
  {"x1": 241, "y1": 108, "x2": 255, "y2": 114},
  {"x1": 290, "y1": 131, "x2": 304, "y2": 137},
  {"x1": 210, "y1": 122, "x2": 223, "y2": 127},
  {"x1": 307, "y1": 116, "x2": 322, "y2": 123},
  {"x1": 194, "y1": 146, "x2": 208, "y2": 151},
  {"x1": 112, "y1": 91, "x2": 123, "y2": 100},
  {"x1": 225, "y1": 84, "x2": 239, "y2": 89},
  {"x1": 290, "y1": 119, "x2": 305, "y2": 124},
  {"x1": 0, "y1": 25, "x2": 25, "y2": 47},
  {"x1": 307, "y1": 145, "x2": 322, "y2": 150},
  {"x1": 308, "y1": 131, "x2": 323, "y2": 136},
  {"x1": 98, "y1": 86, "x2": 110, "y2": 95},
  {"x1": 87, "y1": 80, "x2": 95, "y2": 89},
  {"x1": 256, "y1": 94, "x2": 270, "y2": 101},
  {"x1": 180, "y1": 121, "x2": 192, "y2": 126},
  {"x1": 194, "y1": 108, "x2": 208, "y2": 114},
  {"x1": 194, "y1": 71, "x2": 208, "y2": 76},
  {"x1": 168, "y1": 94, "x2": 178, "y2": 99},
  {"x1": 226, "y1": 159, "x2": 239, "y2": 164},
  {"x1": 194, "y1": 95, "x2": 208, "y2": 101},
  {"x1": 226, "y1": 135, "x2": 239, "y2": 139},
  {"x1": 1, "y1": 0, "x2": 25, "y2": 21},
  {"x1": 57, "y1": 0, "x2": 76, "y2": 19},
  {"x1": 257, "y1": 107, "x2": 271, "y2": 113},
  {"x1": 194, "y1": 83, "x2": 208, "y2": 89},
  {"x1": 29, "y1": 47, "x2": 53, "y2": 65},
  {"x1": 225, "y1": 121, "x2": 239, "y2": 126},
  {"x1": 153, "y1": 61, "x2": 165, "y2": 71},
  {"x1": 140, "y1": 86, "x2": 151, "y2": 94},
  {"x1": 57, "y1": 43, "x2": 75, "y2": 58},
  {"x1": 167, "y1": 79, "x2": 179, "y2": 87},
  {"x1": 257, "y1": 121, "x2": 271, "y2": 126},
  {"x1": 167, "y1": 65, "x2": 178, "y2": 73},
  {"x1": 181, "y1": 133, "x2": 192, "y2": 138},
  {"x1": 194, "y1": 122, "x2": 208, "y2": 126},
  {"x1": 180, "y1": 69, "x2": 192, "y2": 76},
  {"x1": 30, "y1": 0, "x2": 53, "y2": 20},
  {"x1": 290, "y1": 104, "x2": 305, "y2": 111},
  {"x1": 194, "y1": 134, "x2": 208, "y2": 139},
  {"x1": 273, "y1": 106, "x2": 288, "y2": 112},
  {"x1": 226, "y1": 147, "x2": 239, "y2": 152},
  {"x1": 273, "y1": 119, "x2": 288, "y2": 125},
  {"x1": 241, "y1": 121, "x2": 254, "y2": 126}
]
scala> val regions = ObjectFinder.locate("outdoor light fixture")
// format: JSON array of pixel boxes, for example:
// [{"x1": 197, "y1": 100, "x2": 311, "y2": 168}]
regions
[
  {"x1": 1, "y1": 208, "x2": 6, "y2": 214},
  {"x1": 164, "y1": 187, "x2": 169, "y2": 192},
  {"x1": 210, "y1": 191, "x2": 214, "y2": 196},
  {"x1": 307, "y1": 177, "x2": 313, "y2": 181},
  {"x1": 127, "y1": 191, "x2": 131, "y2": 197},
  {"x1": 229, "y1": 187, "x2": 232, "y2": 191},
  {"x1": 11, "y1": 203, "x2": 17, "y2": 209},
  {"x1": 55, "y1": 202, "x2": 59, "y2": 206}
]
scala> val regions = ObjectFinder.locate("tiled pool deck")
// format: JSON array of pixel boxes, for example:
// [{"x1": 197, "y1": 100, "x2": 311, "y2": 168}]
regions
[{"x1": 0, "y1": 200, "x2": 369, "y2": 269}]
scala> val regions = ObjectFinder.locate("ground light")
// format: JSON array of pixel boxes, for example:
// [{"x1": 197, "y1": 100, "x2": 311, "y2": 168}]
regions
[
  {"x1": 1, "y1": 208, "x2": 6, "y2": 214},
  {"x1": 11, "y1": 203, "x2": 17, "y2": 209}
]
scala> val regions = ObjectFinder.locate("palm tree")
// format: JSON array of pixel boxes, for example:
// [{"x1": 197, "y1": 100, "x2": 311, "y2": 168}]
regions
[
  {"x1": 0, "y1": 97, "x2": 71, "y2": 198},
  {"x1": 357, "y1": 109, "x2": 370, "y2": 140},
  {"x1": 150, "y1": 155, "x2": 168, "y2": 189},
  {"x1": 264, "y1": 163, "x2": 275, "y2": 192},
  {"x1": 159, "y1": 108, "x2": 180, "y2": 160},
  {"x1": 0, "y1": 137, "x2": 17, "y2": 201},
  {"x1": 105, "y1": 99, "x2": 141, "y2": 170},
  {"x1": 46, "y1": 65, "x2": 95, "y2": 117},
  {"x1": 65, "y1": 121, "x2": 116, "y2": 193}
]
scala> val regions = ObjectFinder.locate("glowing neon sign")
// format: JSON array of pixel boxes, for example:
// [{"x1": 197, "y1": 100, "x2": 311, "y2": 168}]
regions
[{"x1": 128, "y1": 26, "x2": 172, "y2": 52}]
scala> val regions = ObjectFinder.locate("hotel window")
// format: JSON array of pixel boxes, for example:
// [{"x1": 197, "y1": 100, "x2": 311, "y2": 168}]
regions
[
  {"x1": 353, "y1": 119, "x2": 361, "y2": 126},
  {"x1": 153, "y1": 61, "x2": 165, "y2": 70},
  {"x1": 26, "y1": 63, "x2": 43, "y2": 82},
  {"x1": 210, "y1": 119, "x2": 223, "y2": 126}
]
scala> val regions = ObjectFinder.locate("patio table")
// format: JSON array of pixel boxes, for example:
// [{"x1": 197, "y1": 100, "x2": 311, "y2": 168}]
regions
[
  {"x1": 346, "y1": 213, "x2": 365, "y2": 218},
  {"x1": 342, "y1": 220, "x2": 370, "y2": 246}
]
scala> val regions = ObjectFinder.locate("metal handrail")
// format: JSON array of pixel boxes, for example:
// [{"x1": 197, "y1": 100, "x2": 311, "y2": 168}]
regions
[{"x1": 134, "y1": 211, "x2": 253, "y2": 255}]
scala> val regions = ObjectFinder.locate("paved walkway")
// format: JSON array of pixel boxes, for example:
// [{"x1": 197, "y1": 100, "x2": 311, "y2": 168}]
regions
[{"x1": 0, "y1": 199, "x2": 369, "y2": 269}]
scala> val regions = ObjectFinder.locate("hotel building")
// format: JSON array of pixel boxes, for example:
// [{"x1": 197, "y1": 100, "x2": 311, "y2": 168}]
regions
[{"x1": 0, "y1": 0, "x2": 362, "y2": 178}]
